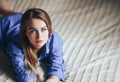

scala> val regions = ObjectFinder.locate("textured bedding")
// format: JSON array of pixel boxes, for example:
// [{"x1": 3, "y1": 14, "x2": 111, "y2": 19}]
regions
[{"x1": 0, "y1": 0, "x2": 120, "y2": 82}]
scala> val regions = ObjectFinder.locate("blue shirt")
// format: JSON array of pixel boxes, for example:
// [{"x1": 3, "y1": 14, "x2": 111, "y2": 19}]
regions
[{"x1": 0, "y1": 13, "x2": 65, "y2": 82}]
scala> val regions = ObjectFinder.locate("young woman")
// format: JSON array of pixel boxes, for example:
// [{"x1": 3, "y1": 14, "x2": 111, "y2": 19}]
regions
[{"x1": 0, "y1": 1, "x2": 65, "y2": 82}]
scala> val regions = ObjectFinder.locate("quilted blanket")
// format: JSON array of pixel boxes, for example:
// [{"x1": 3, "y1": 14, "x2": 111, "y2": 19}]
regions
[{"x1": 0, "y1": 0, "x2": 120, "y2": 82}]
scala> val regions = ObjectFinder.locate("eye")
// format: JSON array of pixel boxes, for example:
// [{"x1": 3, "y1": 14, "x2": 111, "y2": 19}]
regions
[
  {"x1": 41, "y1": 28, "x2": 47, "y2": 32},
  {"x1": 29, "y1": 29, "x2": 36, "y2": 34}
]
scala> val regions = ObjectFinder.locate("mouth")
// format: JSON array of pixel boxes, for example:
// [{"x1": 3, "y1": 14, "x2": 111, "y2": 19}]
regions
[{"x1": 36, "y1": 40, "x2": 43, "y2": 43}]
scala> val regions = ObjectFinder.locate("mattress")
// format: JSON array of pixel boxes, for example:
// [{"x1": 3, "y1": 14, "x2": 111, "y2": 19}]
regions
[{"x1": 0, "y1": 0, "x2": 120, "y2": 82}]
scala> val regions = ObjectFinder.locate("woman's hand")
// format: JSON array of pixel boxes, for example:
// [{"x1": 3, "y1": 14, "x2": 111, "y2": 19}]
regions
[
  {"x1": 28, "y1": 79, "x2": 34, "y2": 82},
  {"x1": 46, "y1": 75, "x2": 60, "y2": 82}
]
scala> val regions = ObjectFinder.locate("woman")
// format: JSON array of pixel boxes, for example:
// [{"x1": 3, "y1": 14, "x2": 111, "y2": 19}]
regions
[{"x1": 0, "y1": 1, "x2": 65, "y2": 82}]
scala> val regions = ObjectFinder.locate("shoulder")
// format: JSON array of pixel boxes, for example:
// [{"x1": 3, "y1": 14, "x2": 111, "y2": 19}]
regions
[
  {"x1": 50, "y1": 30, "x2": 63, "y2": 47},
  {"x1": 52, "y1": 30, "x2": 63, "y2": 42},
  {"x1": 46, "y1": 30, "x2": 63, "y2": 51}
]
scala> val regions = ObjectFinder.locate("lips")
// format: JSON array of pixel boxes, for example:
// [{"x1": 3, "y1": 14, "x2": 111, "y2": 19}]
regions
[{"x1": 36, "y1": 40, "x2": 43, "y2": 43}]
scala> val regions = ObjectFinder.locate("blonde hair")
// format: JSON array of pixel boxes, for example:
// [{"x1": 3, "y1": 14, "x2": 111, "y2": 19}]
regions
[{"x1": 19, "y1": 8, "x2": 52, "y2": 82}]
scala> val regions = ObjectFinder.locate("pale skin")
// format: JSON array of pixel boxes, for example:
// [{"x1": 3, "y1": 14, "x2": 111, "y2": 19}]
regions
[
  {"x1": 0, "y1": 0, "x2": 13, "y2": 16},
  {"x1": 0, "y1": 0, "x2": 60, "y2": 82},
  {"x1": 26, "y1": 18, "x2": 49, "y2": 52},
  {"x1": 25, "y1": 19, "x2": 60, "y2": 82}
]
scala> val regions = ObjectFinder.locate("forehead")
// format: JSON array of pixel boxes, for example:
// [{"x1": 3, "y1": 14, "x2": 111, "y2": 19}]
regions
[{"x1": 26, "y1": 18, "x2": 47, "y2": 29}]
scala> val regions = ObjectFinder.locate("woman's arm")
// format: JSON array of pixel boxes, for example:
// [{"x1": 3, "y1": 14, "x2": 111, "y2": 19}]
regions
[
  {"x1": 0, "y1": 13, "x2": 35, "y2": 82},
  {"x1": 46, "y1": 31, "x2": 65, "y2": 82},
  {"x1": 6, "y1": 37, "x2": 35, "y2": 82}
]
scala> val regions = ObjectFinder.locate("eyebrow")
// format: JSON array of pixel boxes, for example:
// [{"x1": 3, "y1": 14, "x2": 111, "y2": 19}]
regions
[
  {"x1": 41, "y1": 26, "x2": 47, "y2": 28},
  {"x1": 28, "y1": 27, "x2": 36, "y2": 30},
  {"x1": 28, "y1": 26, "x2": 47, "y2": 30}
]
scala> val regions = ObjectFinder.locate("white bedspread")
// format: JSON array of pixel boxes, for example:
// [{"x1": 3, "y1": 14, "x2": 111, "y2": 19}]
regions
[{"x1": 0, "y1": 0, "x2": 120, "y2": 82}]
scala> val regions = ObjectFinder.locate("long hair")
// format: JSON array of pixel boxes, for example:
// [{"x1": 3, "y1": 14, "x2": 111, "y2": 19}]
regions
[{"x1": 19, "y1": 8, "x2": 52, "y2": 82}]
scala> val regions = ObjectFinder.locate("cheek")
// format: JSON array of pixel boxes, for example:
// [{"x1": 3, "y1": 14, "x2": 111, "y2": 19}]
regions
[
  {"x1": 27, "y1": 35, "x2": 36, "y2": 43},
  {"x1": 45, "y1": 35, "x2": 48, "y2": 41},
  {"x1": 42, "y1": 33, "x2": 49, "y2": 43},
  {"x1": 45, "y1": 32, "x2": 49, "y2": 39}
]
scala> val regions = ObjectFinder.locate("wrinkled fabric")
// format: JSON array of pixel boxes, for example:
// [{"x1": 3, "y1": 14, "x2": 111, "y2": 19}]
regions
[{"x1": 0, "y1": 13, "x2": 65, "y2": 82}]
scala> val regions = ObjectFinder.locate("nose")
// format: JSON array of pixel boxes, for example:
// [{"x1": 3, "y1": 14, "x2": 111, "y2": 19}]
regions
[{"x1": 36, "y1": 30, "x2": 42, "y2": 39}]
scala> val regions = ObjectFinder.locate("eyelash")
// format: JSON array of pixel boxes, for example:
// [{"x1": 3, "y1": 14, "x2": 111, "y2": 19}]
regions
[
  {"x1": 41, "y1": 28, "x2": 47, "y2": 32},
  {"x1": 29, "y1": 28, "x2": 47, "y2": 34},
  {"x1": 30, "y1": 29, "x2": 36, "y2": 33}
]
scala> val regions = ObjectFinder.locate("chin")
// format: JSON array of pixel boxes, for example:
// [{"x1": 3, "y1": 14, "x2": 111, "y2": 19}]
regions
[
  {"x1": 34, "y1": 42, "x2": 45, "y2": 49},
  {"x1": 36, "y1": 46, "x2": 42, "y2": 49},
  {"x1": 36, "y1": 45, "x2": 44, "y2": 49}
]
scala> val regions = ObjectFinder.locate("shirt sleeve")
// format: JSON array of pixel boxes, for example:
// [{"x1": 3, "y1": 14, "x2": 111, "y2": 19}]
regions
[
  {"x1": 0, "y1": 13, "x2": 22, "y2": 50},
  {"x1": 0, "y1": 13, "x2": 35, "y2": 82},
  {"x1": 6, "y1": 37, "x2": 35, "y2": 82},
  {"x1": 47, "y1": 31, "x2": 65, "y2": 81}
]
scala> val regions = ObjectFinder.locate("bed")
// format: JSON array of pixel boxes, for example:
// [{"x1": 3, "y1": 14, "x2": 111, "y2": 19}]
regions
[{"x1": 0, "y1": 0, "x2": 120, "y2": 82}]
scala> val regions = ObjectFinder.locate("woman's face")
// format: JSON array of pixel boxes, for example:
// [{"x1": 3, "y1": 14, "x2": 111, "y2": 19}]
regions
[{"x1": 26, "y1": 18, "x2": 49, "y2": 51}]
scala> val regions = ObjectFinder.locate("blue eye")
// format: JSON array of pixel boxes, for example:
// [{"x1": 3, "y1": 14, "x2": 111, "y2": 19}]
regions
[
  {"x1": 41, "y1": 28, "x2": 47, "y2": 32},
  {"x1": 30, "y1": 29, "x2": 36, "y2": 33}
]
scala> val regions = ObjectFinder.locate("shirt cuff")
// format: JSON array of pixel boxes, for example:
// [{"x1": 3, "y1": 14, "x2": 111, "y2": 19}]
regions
[{"x1": 47, "y1": 69, "x2": 64, "y2": 81}]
